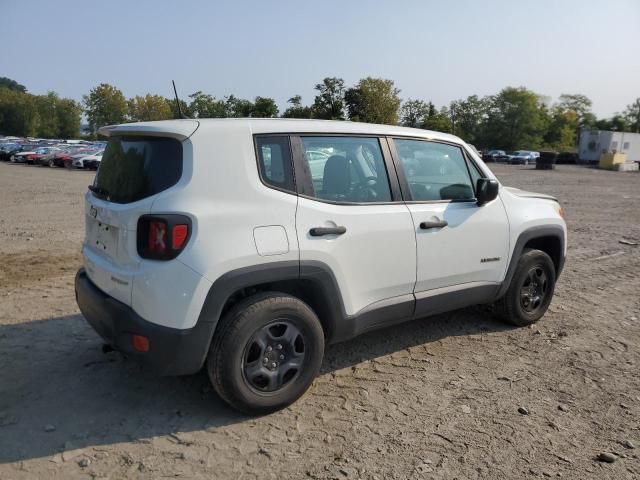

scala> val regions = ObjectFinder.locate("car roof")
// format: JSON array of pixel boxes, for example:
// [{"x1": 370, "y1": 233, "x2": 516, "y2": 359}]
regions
[{"x1": 100, "y1": 118, "x2": 465, "y2": 145}]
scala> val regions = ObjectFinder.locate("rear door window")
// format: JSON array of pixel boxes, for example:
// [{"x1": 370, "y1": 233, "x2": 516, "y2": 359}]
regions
[
  {"x1": 93, "y1": 136, "x2": 182, "y2": 204},
  {"x1": 300, "y1": 136, "x2": 392, "y2": 203}
]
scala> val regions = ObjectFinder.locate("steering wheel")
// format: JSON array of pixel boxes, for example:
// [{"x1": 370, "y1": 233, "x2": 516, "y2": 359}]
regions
[{"x1": 353, "y1": 176, "x2": 379, "y2": 201}]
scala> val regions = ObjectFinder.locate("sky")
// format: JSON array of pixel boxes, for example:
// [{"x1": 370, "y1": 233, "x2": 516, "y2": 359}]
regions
[{"x1": 2, "y1": 0, "x2": 639, "y2": 118}]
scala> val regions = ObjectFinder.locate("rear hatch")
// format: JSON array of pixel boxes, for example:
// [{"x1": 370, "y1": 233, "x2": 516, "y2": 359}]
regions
[{"x1": 82, "y1": 120, "x2": 198, "y2": 305}]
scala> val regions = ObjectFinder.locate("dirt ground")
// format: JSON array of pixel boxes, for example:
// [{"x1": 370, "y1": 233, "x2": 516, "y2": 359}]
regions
[{"x1": 0, "y1": 161, "x2": 639, "y2": 480}]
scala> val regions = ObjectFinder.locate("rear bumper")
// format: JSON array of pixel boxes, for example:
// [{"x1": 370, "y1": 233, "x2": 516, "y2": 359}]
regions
[{"x1": 75, "y1": 268, "x2": 214, "y2": 376}]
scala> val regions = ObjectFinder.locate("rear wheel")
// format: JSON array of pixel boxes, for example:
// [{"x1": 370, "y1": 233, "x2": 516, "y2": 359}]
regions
[
  {"x1": 494, "y1": 248, "x2": 556, "y2": 326},
  {"x1": 48, "y1": 159, "x2": 55, "y2": 167},
  {"x1": 207, "y1": 293, "x2": 325, "y2": 415}
]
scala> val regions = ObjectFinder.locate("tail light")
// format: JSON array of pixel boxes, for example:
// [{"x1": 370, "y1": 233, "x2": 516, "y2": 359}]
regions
[{"x1": 137, "y1": 214, "x2": 191, "y2": 260}]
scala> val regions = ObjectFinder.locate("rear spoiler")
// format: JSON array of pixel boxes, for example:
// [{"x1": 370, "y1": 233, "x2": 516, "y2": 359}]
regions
[{"x1": 98, "y1": 120, "x2": 200, "y2": 141}]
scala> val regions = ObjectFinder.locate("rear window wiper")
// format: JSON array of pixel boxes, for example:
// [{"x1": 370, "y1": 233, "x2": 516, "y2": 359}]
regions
[{"x1": 88, "y1": 185, "x2": 110, "y2": 199}]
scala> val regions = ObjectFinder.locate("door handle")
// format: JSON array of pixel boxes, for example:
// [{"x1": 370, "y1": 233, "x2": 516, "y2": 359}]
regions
[
  {"x1": 309, "y1": 226, "x2": 347, "y2": 237},
  {"x1": 419, "y1": 220, "x2": 448, "y2": 230}
]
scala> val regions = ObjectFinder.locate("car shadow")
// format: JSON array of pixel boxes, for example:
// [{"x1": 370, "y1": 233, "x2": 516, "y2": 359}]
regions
[{"x1": 0, "y1": 308, "x2": 512, "y2": 464}]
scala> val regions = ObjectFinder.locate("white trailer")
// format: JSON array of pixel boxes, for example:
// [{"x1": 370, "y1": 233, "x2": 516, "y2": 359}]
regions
[{"x1": 579, "y1": 129, "x2": 640, "y2": 163}]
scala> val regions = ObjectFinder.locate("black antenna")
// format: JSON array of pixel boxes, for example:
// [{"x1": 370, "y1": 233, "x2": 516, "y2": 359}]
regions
[{"x1": 172, "y1": 80, "x2": 187, "y2": 119}]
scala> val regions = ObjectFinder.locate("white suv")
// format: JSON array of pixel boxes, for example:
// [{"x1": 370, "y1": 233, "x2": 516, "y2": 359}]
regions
[{"x1": 75, "y1": 119, "x2": 566, "y2": 414}]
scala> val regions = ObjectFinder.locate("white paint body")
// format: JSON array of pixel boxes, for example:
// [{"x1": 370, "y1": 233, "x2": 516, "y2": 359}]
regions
[{"x1": 81, "y1": 119, "x2": 566, "y2": 330}]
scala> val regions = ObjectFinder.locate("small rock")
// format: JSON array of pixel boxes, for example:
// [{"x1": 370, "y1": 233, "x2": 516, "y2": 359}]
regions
[
  {"x1": 557, "y1": 331, "x2": 568, "y2": 337},
  {"x1": 461, "y1": 405, "x2": 471, "y2": 414},
  {"x1": 258, "y1": 447, "x2": 272, "y2": 459},
  {"x1": 43, "y1": 424, "x2": 56, "y2": 432},
  {"x1": 623, "y1": 440, "x2": 635, "y2": 449},
  {"x1": 630, "y1": 316, "x2": 638, "y2": 321},
  {"x1": 620, "y1": 403, "x2": 629, "y2": 409},
  {"x1": 415, "y1": 463, "x2": 434, "y2": 473},
  {"x1": 78, "y1": 457, "x2": 90, "y2": 468},
  {"x1": 558, "y1": 404, "x2": 569, "y2": 412},
  {"x1": 597, "y1": 452, "x2": 617, "y2": 463},
  {"x1": 535, "y1": 329, "x2": 542, "y2": 335},
  {"x1": 518, "y1": 406, "x2": 529, "y2": 415},
  {"x1": 542, "y1": 472, "x2": 552, "y2": 478}
]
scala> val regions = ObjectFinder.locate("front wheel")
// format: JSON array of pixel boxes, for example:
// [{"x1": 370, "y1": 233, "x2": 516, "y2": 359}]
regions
[
  {"x1": 207, "y1": 293, "x2": 325, "y2": 415},
  {"x1": 494, "y1": 249, "x2": 556, "y2": 326}
]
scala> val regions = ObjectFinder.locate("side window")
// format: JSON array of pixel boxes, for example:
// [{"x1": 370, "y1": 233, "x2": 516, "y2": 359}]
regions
[
  {"x1": 394, "y1": 139, "x2": 475, "y2": 201},
  {"x1": 300, "y1": 136, "x2": 392, "y2": 203},
  {"x1": 255, "y1": 136, "x2": 295, "y2": 193}
]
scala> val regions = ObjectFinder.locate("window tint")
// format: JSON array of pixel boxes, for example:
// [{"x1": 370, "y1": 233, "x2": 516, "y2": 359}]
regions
[
  {"x1": 93, "y1": 136, "x2": 182, "y2": 204},
  {"x1": 255, "y1": 136, "x2": 295, "y2": 192},
  {"x1": 394, "y1": 139, "x2": 475, "y2": 201},
  {"x1": 300, "y1": 136, "x2": 391, "y2": 203}
]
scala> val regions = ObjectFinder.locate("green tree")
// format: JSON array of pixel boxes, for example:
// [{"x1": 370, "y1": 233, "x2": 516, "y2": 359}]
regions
[
  {"x1": 400, "y1": 99, "x2": 430, "y2": 127},
  {"x1": 251, "y1": 96, "x2": 279, "y2": 118},
  {"x1": 35, "y1": 92, "x2": 60, "y2": 138},
  {"x1": 312, "y1": 77, "x2": 345, "y2": 120},
  {"x1": 128, "y1": 94, "x2": 173, "y2": 121},
  {"x1": 281, "y1": 95, "x2": 313, "y2": 119},
  {"x1": 482, "y1": 87, "x2": 549, "y2": 150},
  {"x1": 83, "y1": 83, "x2": 128, "y2": 134},
  {"x1": 556, "y1": 94, "x2": 593, "y2": 126},
  {"x1": 56, "y1": 98, "x2": 82, "y2": 138},
  {"x1": 0, "y1": 77, "x2": 27, "y2": 93},
  {"x1": 188, "y1": 91, "x2": 226, "y2": 118},
  {"x1": 223, "y1": 95, "x2": 253, "y2": 117},
  {"x1": 448, "y1": 95, "x2": 490, "y2": 143},
  {"x1": 624, "y1": 97, "x2": 640, "y2": 133},
  {"x1": 0, "y1": 87, "x2": 39, "y2": 136},
  {"x1": 595, "y1": 114, "x2": 630, "y2": 132},
  {"x1": 423, "y1": 104, "x2": 453, "y2": 133},
  {"x1": 345, "y1": 77, "x2": 401, "y2": 124},
  {"x1": 167, "y1": 97, "x2": 191, "y2": 118},
  {"x1": 544, "y1": 109, "x2": 578, "y2": 151}
]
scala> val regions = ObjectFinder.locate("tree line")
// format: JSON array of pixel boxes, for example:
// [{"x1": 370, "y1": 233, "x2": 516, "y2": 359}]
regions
[{"x1": 1, "y1": 76, "x2": 639, "y2": 151}]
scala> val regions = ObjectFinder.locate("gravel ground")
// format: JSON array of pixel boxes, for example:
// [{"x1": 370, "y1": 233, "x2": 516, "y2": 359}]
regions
[{"x1": 0, "y1": 161, "x2": 639, "y2": 479}]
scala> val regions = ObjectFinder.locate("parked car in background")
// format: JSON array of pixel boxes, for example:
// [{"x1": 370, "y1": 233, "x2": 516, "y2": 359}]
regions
[
  {"x1": 0, "y1": 143, "x2": 21, "y2": 161},
  {"x1": 81, "y1": 150, "x2": 104, "y2": 170},
  {"x1": 10, "y1": 145, "x2": 40, "y2": 163},
  {"x1": 556, "y1": 152, "x2": 578, "y2": 164},
  {"x1": 72, "y1": 150, "x2": 103, "y2": 169},
  {"x1": 509, "y1": 151, "x2": 537, "y2": 165},
  {"x1": 483, "y1": 150, "x2": 506, "y2": 162},
  {"x1": 48, "y1": 148, "x2": 73, "y2": 167},
  {"x1": 32, "y1": 147, "x2": 62, "y2": 166}
]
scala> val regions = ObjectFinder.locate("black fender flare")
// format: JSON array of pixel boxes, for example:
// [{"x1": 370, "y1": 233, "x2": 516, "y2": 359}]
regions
[
  {"x1": 495, "y1": 225, "x2": 566, "y2": 300},
  {"x1": 194, "y1": 260, "x2": 347, "y2": 363}
]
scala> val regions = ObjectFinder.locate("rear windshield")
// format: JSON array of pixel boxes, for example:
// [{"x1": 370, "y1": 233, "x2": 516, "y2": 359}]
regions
[{"x1": 92, "y1": 136, "x2": 182, "y2": 204}]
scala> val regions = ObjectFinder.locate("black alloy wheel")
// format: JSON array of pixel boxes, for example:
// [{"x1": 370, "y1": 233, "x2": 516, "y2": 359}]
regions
[{"x1": 242, "y1": 320, "x2": 305, "y2": 393}]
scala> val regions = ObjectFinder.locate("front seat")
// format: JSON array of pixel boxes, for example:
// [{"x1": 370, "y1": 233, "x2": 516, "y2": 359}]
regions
[{"x1": 322, "y1": 155, "x2": 350, "y2": 200}]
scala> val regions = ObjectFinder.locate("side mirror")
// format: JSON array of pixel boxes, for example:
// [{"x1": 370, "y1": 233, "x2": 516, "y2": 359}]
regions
[{"x1": 476, "y1": 178, "x2": 499, "y2": 205}]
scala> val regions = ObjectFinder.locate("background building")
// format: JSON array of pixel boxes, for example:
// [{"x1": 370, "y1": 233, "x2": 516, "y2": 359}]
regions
[{"x1": 579, "y1": 129, "x2": 640, "y2": 163}]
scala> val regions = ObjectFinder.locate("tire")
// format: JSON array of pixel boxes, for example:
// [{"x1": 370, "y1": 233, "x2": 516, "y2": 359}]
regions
[
  {"x1": 207, "y1": 292, "x2": 325, "y2": 415},
  {"x1": 49, "y1": 159, "x2": 55, "y2": 167},
  {"x1": 494, "y1": 248, "x2": 556, "y2": 326}
]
